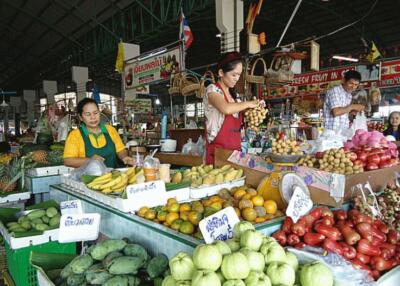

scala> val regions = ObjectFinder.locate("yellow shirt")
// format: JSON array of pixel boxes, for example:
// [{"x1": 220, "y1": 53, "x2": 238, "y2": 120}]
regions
[{"x1": 63, "y1": 124, "x2": 125, "y2": 159}]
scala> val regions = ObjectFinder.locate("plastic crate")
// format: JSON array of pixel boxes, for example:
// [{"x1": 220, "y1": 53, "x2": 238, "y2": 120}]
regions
[
  {"x1": 0, "y1": 244, "x2": 6, "y2": 273},
  {"x1": 5, "y1": 241, "x2": 76, "y2": 286}
]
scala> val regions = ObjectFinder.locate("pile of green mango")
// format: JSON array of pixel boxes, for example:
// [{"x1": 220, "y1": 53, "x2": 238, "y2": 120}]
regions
[
  {"x1": 6, "y1": 207, "x2": 60, "y2": 233},
  {"x1": 54, "y1": 239, "x2": 169, "y2": 286}
]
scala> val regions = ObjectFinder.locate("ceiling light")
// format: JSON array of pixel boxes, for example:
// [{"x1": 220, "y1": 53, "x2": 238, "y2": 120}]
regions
[
  {"x1": 0, "y1": 100, "x2": 8, "y2": 107},
  {"x1": 216, "y1": 33, "x2": 222, "y2": 38},
  {"x1": 332, "y1": 55, "x2": 359, "y2": 62},
  {"x1": 155, "y1": 98, "x2": 161, "y2": 105}
]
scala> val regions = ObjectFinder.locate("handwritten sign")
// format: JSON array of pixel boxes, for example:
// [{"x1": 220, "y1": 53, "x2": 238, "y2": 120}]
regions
[
  {"x1": 286, "y1": 186, "x2": 313, "y2": 223},
  {"x1": 60, "y1": 200, "x2": 83, "y2": 215},
  {"x1": 126, "y1": 180, "x2": 165, "y2": 198},
  {"x1": 58, "y1": 213, "x2": 101, "y2": 243},
  {"x1": 199, "y1": 207, "x2": 240, "y2": 244}
]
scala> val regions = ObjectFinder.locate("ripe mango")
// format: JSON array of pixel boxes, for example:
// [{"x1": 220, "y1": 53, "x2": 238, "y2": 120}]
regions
[
  {"x1": 224, "y1": 170, "x2": 238, "y2": 182},
  {"x1": 171, "y1": 172, "x2": 182, "y2": 184}
]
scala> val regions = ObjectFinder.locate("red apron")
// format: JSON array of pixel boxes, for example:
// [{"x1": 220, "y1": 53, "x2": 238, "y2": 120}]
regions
[{"x1": 205, "y1": 83, "x2": 242, "y2": 165}]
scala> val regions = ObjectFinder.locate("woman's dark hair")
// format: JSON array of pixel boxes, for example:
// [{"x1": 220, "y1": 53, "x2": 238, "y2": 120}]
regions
[
  {"x1": 217, "y1": 52, "x2": 243, "y2": 100},
  {"x1": 344, "y1": 70, "x2": 361, "y2": 82},
  {"x1": 77, "y1": 98, "x2": 99, "y2": 115},
  {"x1": 384, "y1": 111, "x2": 400, "y2": 139}
]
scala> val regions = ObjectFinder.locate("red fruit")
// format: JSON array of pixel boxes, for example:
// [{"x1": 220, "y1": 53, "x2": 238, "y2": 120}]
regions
[
  {"x1": 272, "y1": 230, "x2": 287, "y2": 246},
  {"x1": 347, "y1": 152, "x2": 358, "y2": 162},
  {"x1": 340, "y1": 225, "x2": 361, "y2": 245},
  {"x1": 372, "y1": 256, "x2": 394, "y2": 271},
  {"x1": 357, "y1": 239, "x2": 381, "y2": 256},
  {"x1": 333, "y1": 209, "x2": 347, "y2": 221},
  {"x1": 339, "y1": 242, "x2": 357, "y2": 260},
  {"x1": 387, "y1": 229, "x2": 399, "y2": 244},
  {"x1": 302, "y1": 214, "x2": 317, "y2": 227},
  {"x1": 351, "y1": 259, "x2": 370, "y2": 271},
  {"x1": 335, "y1": 219, "x2": 346, "y2": 229},
  {"x1": 308, "y1": 208, "x2": 323, "y2": 220},
  {"x1": 373, "y1": 219, "x2": 389, "y2": 234},
  {"x1": 323, "y1": 238, "x2": 343, "y2": 256},
  {"x1": 348, "y1": 209, "x2": 360, "y2": 220},
  {"x1": 356, "y1": 152, "x2": 367, "y2": 162},
  {"x1": 381, "y1": 248, "x2": 394, "y2": 260},
  {"x1": 320, "y1": 207, "x2": 333, "y2": 217},
  {"x1": 315, "y1": 152, "x2": 324, "y2": 159},
  {"x1": 356, "y1": 223, "x2": 373, "y2": 241},
  {"x1": 370, "y1": 226, "x2": 387, "y2": 242},
  {"x1": 356, "y1": 253, "x2": 371, "y2": 264},
  {"x1": 282, "y1": 217, "x2": 293, "y2": 234},
  {"x1": 287, "y1": 234, "x2": 300, "y2": 246},
  {"x1": 315, "y1": 224, "x2": 342, "y2": 241},
  {"x1": 354, "y1": 214, "x2": 373, "y2": 225},
  {"x1": 366, "y1": 163, "x2": 379, "y2": 171},
  {"x1": 380, "y1": 242, "x2": 396, "y2": 256},
  {"x1": 294, "y1": 242, "x2": 306, "y2": 249},
  {"x1": 291, "y1": 220, "x2": 307, "y2": 237},
  {"x1": 303, "y1": 233, "x2": 325, "y2": 246}
]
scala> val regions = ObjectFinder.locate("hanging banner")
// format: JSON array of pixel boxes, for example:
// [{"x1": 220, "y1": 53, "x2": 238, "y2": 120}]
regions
[
  {"x1": 124, "y1": 46, "x2": 182, "y2": 89},
  {"x1": 379, "y1": 60, "x2": 400, "y2": 87},
  {"x1": 125, "y1": 98, "x2": 152, "y2": 114}
]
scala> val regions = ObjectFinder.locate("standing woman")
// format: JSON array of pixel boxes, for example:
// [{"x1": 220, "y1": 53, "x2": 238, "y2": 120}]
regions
[
  {"x1": 204, "y1": 52, "x2": 260, "y2": 164},
  {"x1": 64, "y1": 98, "x2": 135, "y2": 168}
]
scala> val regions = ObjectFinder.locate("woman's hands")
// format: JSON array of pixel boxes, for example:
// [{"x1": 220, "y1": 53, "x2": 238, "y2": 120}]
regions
[
  {"x1": 91, "y1": 154, "x2": 105, "y2": 161},
  {"x1": 246, "y1": 99, "x2": 265, "y2": 109},
  {"x1": 122, "y1": 156, "x2": 135, "y2": 166}
]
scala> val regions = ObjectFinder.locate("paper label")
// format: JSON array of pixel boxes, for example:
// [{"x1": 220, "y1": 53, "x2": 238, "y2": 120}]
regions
[
  {"x1": 58, "y1": 213, "x2": 101, "y2": 243},
  {"x1": 199, "y1": 207, "x2": 240, "y2": 244},
  {"x1": 60, "y1": 200, "x2": 83, "y2": 215},
  {"x1": 286, "y1": 186, "x2": 313, "y2": 223},
  {"x1": 126, "y1": 180, "x2": 165, "y2": 198}
]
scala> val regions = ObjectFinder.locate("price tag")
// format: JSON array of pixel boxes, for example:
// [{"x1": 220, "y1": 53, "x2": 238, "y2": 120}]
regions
[
  {"x1": 58, "y1": 213, "x2": 101, "y2": 243},
  {"x1": 60, "y1": 200, "x2": 83, "y2": 215},
  {"x1": 126, "y1": 180, "x2": 165, "y2": 198},
  {"x1": 286, "y1": 186, "x2": 313, "y2": 223},
  {"x1": 199, "y1": 207, "x2": 240, "y2": 244}
]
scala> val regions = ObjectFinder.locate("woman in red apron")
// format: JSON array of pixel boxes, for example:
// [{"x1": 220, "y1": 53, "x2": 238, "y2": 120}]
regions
[{"x1": 204, "y1": 52, "x2": 260, "y2": 164}]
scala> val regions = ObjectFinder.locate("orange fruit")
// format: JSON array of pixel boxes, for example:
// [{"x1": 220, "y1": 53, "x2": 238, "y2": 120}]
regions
[
  {"x1": 210, "y1": 195, "x2": 222, "y2": 203},
  {"x1": 242, "y1": 207, "x2": 257, "y2": 222},
  {"x1": 167, "y1": 202, "x2": 180, "y2": 213},
  {"x1": 180, "y1": 221, "x2": 195, "y2": 234},
  {"x1": 252, "y1": 195, "x2": 265, "y2": 207},
  {"x1": 210, "y1": 201, "x2": 223, "y2": 211},
  {"x1": 238, "y1": 199, "x2": 253, "y2": 210},
  {"x1": 165, "y1": 212, "x2": 180, "y2": 225},
  {"x1": 171, "y1": 219, "x2": 183, "y2": 231},
  {"x1": 202, "y1": 199, "x2": 212, "y2": 207},
  {"x1": 180, "y1": 211, "x2": 190, "y2": 221},
  {"x1": 137, "y1": 207, "x2": 149, "y2": 217},
  {"x1": 242, "y1": 194, "x2": 252, "y2": 200},
  {"x1": 246, "y1": 188, "x2": 258, "y2": 197},
  {"x1": 234, "y1": 189, "x2": 246, "y2": 200},
  {"x1": 157, "y1": 210, "x2": 168, "y2": 222},
  {"x1": 144, "y1": 209, "x2": 156, "y2": 220},
  {"x1": 234, "y1": 207, "x2": 241, "y2": 218},
  {"x1": 264, "y1": 200, "x2": 278, "y2": 215},
  {"x1": 191, "y1": 201, "x2": 205, "y2": 213},
  {"x1": 188, "y1": 211, "x2": 203, "y2": 225},
  {"x1": 167, "y1": 198, "x2": 178, "y2": 205},
  {"x1": 254, "y1": 217, "x2": 266, "y2": 224},
  {"x1": 179, "y1": 203, "x2": 191, "y2": 213}
]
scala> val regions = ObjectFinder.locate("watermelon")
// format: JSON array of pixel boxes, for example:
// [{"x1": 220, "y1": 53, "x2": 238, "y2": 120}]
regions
[{"x1": 36, "y1": 133, "x2": 54, "y2": 145}]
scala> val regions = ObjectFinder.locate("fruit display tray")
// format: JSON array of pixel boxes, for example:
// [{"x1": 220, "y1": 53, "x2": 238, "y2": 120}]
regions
[
  {"x1": 26, "y1": 166, "x2": 73, "y2": 177},
  {"x1": 189, "y1": 177, "x2": 246, "y2": 199},
  {"x1": 0, "y1": 191, "x2": 30, "y2": 204}
]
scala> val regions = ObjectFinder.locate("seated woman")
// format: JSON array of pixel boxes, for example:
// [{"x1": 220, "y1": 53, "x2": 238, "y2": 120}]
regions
[
  {"x1": 64, "y1": 98, "x2": 134, "y2": 168},
  {"x1": 383, "y1": 111, "x2": 400, "y2": 141}
]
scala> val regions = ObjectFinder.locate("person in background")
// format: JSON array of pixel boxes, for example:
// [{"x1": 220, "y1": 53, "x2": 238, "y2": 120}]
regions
[
  {"x1": 323, "y1": 70, "x2": 365, "y2": 132},
  {"x1": 64, "y1": 98, "x2": 135, "y2": 168},
  {"x1": 384, "y1": 111, "x2": 400, "y2": 140},
  {"x1": 204, "y1": 52, "x2": 260, "y2": 164}
]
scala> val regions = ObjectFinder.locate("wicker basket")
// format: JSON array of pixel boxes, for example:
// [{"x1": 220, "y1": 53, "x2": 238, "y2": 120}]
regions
[
  {"x1": 168, "y1": 73, "x2": 182, "y2": 96},
  {"x1": 197, "y1": 71, "x2": 215, "y2": 98},
  {"x1": 246, "y1": 57, "x2": 267, "y2": 84},
  {"x1": 181, "y1": 73, "x2": 200, "y2": 96},
  {"x1": 266, "y1": 53, "x2": 294, "y2": 86}
]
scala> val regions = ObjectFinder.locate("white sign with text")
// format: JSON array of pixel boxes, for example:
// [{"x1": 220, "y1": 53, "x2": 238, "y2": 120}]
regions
[
  {"x1": 286, "y1": 186, "x2": 313, "y2": 223},
  {"x1": 199, "y1": 207, "x2": 240, "y2": 244},
  {"x1": 58, "y1": 213, "x2": 101, "y2": 243},
  {"x1": 126, "y1": 180, "x2": 167, "y2": 211},
  {"x1": 60, "y1": 200, "x2": 83, "y2": 215}
]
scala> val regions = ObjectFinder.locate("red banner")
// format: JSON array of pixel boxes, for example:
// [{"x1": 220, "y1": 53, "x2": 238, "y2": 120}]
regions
[
  {"x1": 292, "y1": 67, "x2": 355, "y2": 86},
  {"x1": 379, "y1": 60, "x2": 400, "y2": 87}
]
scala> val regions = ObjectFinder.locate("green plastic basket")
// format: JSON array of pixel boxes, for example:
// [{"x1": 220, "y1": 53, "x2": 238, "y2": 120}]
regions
[{"x1": 5, "y1": 240, "x2": 76, "y2": 286}]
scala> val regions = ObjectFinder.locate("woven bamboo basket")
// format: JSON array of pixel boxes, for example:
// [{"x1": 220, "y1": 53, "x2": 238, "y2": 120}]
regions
[
  {"x1": 181, "y1": 73, "x2": 200, "y2": 96},
  {"x1": 197, "y1": 71, "x2": 215, "y2": 98},
  {"x1": 266, "y1": 53, "x2": 294, "y2": 86},
  {"x1": 168, "y1": 73, "x2": 182, "y2": 95},
  {"x1": 246, "y1": 57, "x2": 267, "y2": 84}
]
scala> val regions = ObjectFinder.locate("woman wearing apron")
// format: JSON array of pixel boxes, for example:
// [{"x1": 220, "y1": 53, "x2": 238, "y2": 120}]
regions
[
  {"x1": 64, "y1": 98, "x2": 134, "y2": 168},
  {"x1": 204, "y1": 52, "x2": 260, "y2": 164}
]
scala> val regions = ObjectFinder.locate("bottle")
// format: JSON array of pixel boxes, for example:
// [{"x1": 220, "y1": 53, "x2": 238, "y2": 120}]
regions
[{"x1": 161, "y1": 111, "x2": 167, "y2": 139}]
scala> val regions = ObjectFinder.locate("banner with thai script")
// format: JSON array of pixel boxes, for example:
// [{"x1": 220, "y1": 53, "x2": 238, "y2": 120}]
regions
[
  {"x1": 379, "y1": 60, "x2": 400, "y2": 87},
  {"x1": 124, "y1": 46, "x2": 181, "y2": 89}
]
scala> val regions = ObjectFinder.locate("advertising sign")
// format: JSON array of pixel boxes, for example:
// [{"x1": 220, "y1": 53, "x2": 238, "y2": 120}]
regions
[{"x1": 124, "y1": 46, "x2": 181, "y2": 89}]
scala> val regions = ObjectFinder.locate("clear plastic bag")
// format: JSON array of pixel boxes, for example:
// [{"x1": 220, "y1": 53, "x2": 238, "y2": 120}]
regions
[
  {"x1": 71, "y1": 159, "x2": 108, "y2": 181},
  {"x1": 352, "y1": 112, "x2": 368, "y2": 133},
  {"x1": 287, "y1": 246, "x2": 375, "y2": 286},
  {"x1": 182, "y1": 138, "x2": 199, "y2": 155},
  {"x1": 196, "y1": 135, "x2": 205, "y2": 156}
]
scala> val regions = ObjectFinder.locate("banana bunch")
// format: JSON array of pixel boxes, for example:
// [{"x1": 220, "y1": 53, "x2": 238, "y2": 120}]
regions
[{"x1": 86, "y1": 167, "x2": 144, "y2": 195}]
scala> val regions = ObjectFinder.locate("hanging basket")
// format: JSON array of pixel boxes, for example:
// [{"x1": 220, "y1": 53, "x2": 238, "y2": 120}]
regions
[
  {"x1": 266, "y1": 53, "x2": 294, "y2": 86},
  {"x1": 245, "y1": 57, "x2": 267, "y2": 84},
  {"x1": 181, "y1": 73, "x2": 201, "y2": 96},
  {"x1": 197, "y1": 71, "x2": 215, "y2": 98},
  {"x1": 168, "y1": 73, "x2": 182, "y2": 96}
]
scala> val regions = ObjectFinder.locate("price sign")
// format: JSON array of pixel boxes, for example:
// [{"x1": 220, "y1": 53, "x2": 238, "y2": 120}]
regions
[
  {"x1": 126, "y1": 180, "x2": 165, "y2": 197},
  {"x1": 199, "y1": 207, "x2": 240, "y2": 244},
  {"x1": 58, "y1": 213, "x2": 101, "y2": 243},
  {"x1": 60, "y1": 200, "x2": 83, "y2": 215},
  {"x1": 286, "y1": 186, "x2": 313, "y2": 223}
]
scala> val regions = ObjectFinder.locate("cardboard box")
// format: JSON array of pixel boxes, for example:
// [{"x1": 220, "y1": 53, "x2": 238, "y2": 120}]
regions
[{"x1": 295, "y1": 164, "x2": 400, "y2": 207}]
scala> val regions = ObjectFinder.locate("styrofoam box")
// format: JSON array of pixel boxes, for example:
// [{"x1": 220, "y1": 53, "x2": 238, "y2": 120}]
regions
[
  {"x1": 0, "y1": 221, "x2": 59, "y2": 250},
  {"x1": 0, "y1": 191, "x2": 30, "y2": 204},
  {"x1": 189, "y1": 177, "x2": 246, "y2": 199},
  {"x1": 36, "y1": 267, "x2": 55, "y2": 286},
  {"x1": 27, "y1": 166, "x2": 73, "y2": 177}
]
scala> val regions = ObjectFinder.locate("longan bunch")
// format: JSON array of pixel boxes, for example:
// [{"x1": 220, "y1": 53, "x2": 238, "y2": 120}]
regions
[
  {"x1": 245, "y1": 106, "x2": 268, "y2": 133},
  {"x1": 271, "y1": 139, "x2": 302, "y2": 155}
]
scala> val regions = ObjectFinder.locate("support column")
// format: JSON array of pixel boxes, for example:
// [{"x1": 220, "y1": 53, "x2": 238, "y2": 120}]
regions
[
  {"x1": 43, "y1": 80, "x2": 58, "y2": 104},
  {"x1": 23, "y1": 90, "x2": 37, "y2": 127}
]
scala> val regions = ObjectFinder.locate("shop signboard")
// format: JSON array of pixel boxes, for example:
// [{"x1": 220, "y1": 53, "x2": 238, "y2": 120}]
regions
[
  {"x1": 379, "y1": 60, "x2": 400, "y2": 87},
  {"x1": 124, "y1": 46, "x2": 181, "y2": 89},
  {"x1": 125, "y1": 98, "x2": 152, "y2": 114},
  {"x1": 58, "y1": 213, "x2": 101, "y2": 243},
  {"x1": 60, "y1": 200, "x2": 83, "y2": 215}
]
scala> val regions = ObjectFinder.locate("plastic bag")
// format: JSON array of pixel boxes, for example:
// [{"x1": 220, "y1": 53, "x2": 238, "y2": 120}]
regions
[
  {"x1": 196, "y1": 135, "x2": 205, "y2": 156},
  {"x1": 182, "y1": 138, "x2": 199, "y2": 155},
  {"x1": 71, "y1": 159, "x2": 108, "y2": 181},
  {"x1": 351, "y1": 112, "x2": 368, "y2": 134},
  {"x1": 287, "y1": 246, "x2": 375, "y2": 286}
]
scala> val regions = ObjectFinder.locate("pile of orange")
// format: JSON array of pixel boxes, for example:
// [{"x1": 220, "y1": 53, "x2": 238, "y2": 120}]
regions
[{"x1": 137, "y1": 185, "x2": 283, "y2": 239}]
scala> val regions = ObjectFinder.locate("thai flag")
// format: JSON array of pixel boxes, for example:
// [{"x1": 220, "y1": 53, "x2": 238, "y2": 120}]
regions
[{"x1": 179, "y1": 9, "x2": 193, "y2": 50}]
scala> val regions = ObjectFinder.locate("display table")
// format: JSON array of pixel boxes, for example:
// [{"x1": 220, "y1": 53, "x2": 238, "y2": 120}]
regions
[{"x1": 155, "y1": 152, "x2": 203, "y2": 167}]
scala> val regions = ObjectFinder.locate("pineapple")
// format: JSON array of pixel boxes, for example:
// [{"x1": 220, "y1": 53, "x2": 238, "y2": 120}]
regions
[
  {"x1": 0, "y1": 157, "x2": 35, "y2": 194},
  {"x1": 0, "y1": 164, "x2": 17, "y2": 193},
  {"x1": 31, "y1": 150, "x2": 49, "y2": 165}
]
